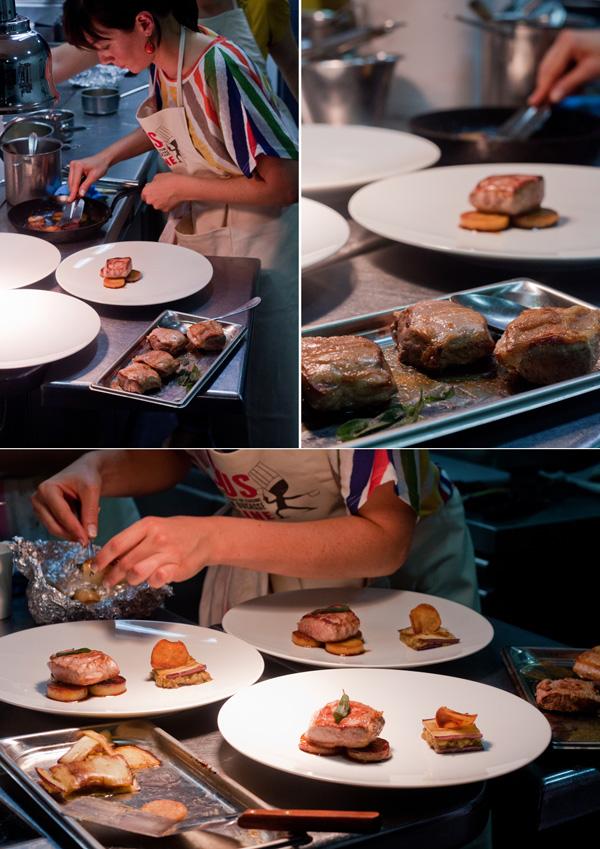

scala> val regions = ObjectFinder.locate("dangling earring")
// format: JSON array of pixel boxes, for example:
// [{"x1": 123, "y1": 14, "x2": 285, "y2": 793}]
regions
[{"x1": 144, "y1": 37, "x2": 155, "y2": 55}]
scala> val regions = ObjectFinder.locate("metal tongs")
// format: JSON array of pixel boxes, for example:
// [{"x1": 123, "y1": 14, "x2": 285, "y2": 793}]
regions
[
  {"x1": 495, "y1": 104, "x2": 552, "y2": 140},
  {"x1": 61, "y1": 197, "x2": 85, "y2": 227}
]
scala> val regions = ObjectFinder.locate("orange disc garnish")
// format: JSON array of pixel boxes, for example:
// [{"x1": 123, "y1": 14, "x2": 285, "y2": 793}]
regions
[
  {"x1": 150, "y1": 639, "x2": 193, "y2": 670},
  {"x1": 435, "y1": 706, "x2": 478, "y2": 729}
]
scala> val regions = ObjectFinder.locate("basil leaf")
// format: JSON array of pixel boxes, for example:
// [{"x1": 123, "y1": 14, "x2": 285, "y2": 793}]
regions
[
  {"x1": 336, "y1": 387, "x2": 455, "y2": 442},
  {"x1": 310, "y1": 604, "x2": 351, "y2": 615},
  {"x1": 52, "y1": 648, "x2": 92, "y2": 657},
  {"x1": 333, "y1": 691, "x2": 350, "y2": 724}
]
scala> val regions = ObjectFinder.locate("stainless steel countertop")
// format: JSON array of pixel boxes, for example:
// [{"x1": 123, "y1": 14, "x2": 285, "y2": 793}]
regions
[
  {"x1": 302, "y1": 185, "x2": 600, "y2": 448},
  {"x1": 0, "y1": 78, "x2": 259, "y2": 415}
]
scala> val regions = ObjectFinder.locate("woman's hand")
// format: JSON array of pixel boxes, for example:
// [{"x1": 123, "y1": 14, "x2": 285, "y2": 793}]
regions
[
  {"x1": 67, "y1": 151, "x2": 112, "y2": 200},
  {"x1": 93, "y1": 516, "x2": 214, "y2": 588},
  {"x1": 529, "y1": 29, "x2": 600, "y2": 105},
  {"x1": 141, "y1": 173, "x2": 185, "y2": 212},
  {"x1": 31, "y1": 455, "x2": 104, "y2": 544}
]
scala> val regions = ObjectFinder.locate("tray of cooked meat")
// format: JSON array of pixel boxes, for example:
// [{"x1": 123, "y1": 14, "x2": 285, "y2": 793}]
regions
[
  {"x1": 0, "y1": 720, "x2": 290, "y2": 848},
  {"x1": 301, "y1": 278, "x2": 600, "y2": 446},
  {"x1": 502, "y1": 646, "x2": 600, "y2": 750},
  {"x1": 90, "y1": 310, "x2": 246, "y2": 408}
]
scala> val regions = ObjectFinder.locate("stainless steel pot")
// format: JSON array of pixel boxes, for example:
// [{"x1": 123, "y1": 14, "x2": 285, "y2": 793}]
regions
[
  {"x1": 81, "y1": 84, "x2": 149, "y2": 116},
  {"x1": 0, "y1": 118, "x2": 54, "y2": 153},
  {"x1": 29, "y1": 108, "x2": 75, "y2": 137},
  {"x1": 302, "y1": 53, "x2": 400, "y2": 126},
  {"x1": 2, "y1": 136, "x2": 62, "y2": 205}
]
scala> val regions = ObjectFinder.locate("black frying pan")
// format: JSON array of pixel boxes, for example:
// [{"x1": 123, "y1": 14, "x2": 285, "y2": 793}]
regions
[
  {"x1": 7, "y1": 189, "x2": 137, "y2": 244},
  {"x1": 409, "y1": 106, "x2": 600, "y2": 166}
]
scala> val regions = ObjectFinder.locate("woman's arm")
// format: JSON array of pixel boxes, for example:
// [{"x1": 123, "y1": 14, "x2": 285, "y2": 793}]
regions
[
  {"x1": 31, "y1": 450, "x2": 192, "y2": 543},
  {"x1": 141, "y1": 154, "x2": 298, "y2": 211},
  {"x1": 50, "y1": 43, "x2": 98, "y2": 85},
  {"x1": 67, "y1": 128, "x2": 154, "y2": 199},
  {"x1": 94, "y1": 481, "x2": 417, "y2": 588}
]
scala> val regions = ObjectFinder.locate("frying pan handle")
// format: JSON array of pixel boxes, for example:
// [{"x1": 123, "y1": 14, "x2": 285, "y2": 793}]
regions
[
  {"x1": 108, "y1": 186, "x2": 140, "y2": 214},
  {"x1": 237, "y1": 809, "x2": 381, "y2": 833}
]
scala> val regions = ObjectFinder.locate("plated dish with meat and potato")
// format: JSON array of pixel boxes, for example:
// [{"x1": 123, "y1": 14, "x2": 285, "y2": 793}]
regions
[
  {"x1": 218, "y1": 667, "x2": 551, "y2": 787},
  {"x1": 223, "y1": 587, "x2": 493, "y2": 669},
  {"x1": 0, "y1": 620, "x2": 263, "y2": 717}
]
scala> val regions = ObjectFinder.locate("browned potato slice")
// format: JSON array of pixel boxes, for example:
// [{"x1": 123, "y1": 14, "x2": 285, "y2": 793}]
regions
[
  {"x1": 512, "y1": 207, "x2": 559, "y2": 229},
  {"x1": 346, "y1": 738, "x2": 391, "y2": 762},
  {"x1": 291, "y1": 630, "x2": 322, "y2": 648},
  {"x1": 102, "y1": 276, "x2": 126, "y2": 289},
  {"x1": 49, "y1": 764, "x2": 78, "y2": 795},
  {"x1": 126, "y1": 269, "x2": 143, "y2": 282},
  {"x1": 459, "y1": 211, "x2": 510, "y2": 232},
  {"x1": 74, "y1": 728, "x2": 115, "y2": 755},
  {"x1": 47, "y1": 681, "x2": 88, "y2": 702},
  {"x1": 89, "y1": 676, "x2": 127, "y2": 697},
  {"x1": 115, "y1": 744, "x2": 161, "y2": 771},
  {"x1": 299, "y1": 734, "x2": 341, "y2": 756},
  {"x1": 141, "y1": 800, "x2": 188, "y2": 821},
  {"x1": 409, "y1": 603, "x2": 441, "y2": 635},
  {"x1": 324, "y1": 637, "x2": 365, "y2": 656},
  {"x1": 36, "y1": 767, "x2": 68, "y2": 796},
  {"x1": 59, "y1": 734, "x2": 101, "y2": 764}
]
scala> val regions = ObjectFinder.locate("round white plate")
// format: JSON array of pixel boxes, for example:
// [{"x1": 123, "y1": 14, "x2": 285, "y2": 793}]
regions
[
  {"x1": 0, "y1": 290, "x2": 100, "y2": 369},
  {"x1": 222, "y1": 588, "x2": 494, "y2": 669},
  {"x1": 218, "y1": 667, "x2": 551, "y2": 788},
  {"x1": 0, "y1": 620, "x2": 264, "y2": 717},
  {"x1": 302, "y1": 124, "x2": 440, "y2": 192},
  {"x1": 0, "y1": 233, "x2": 61, "y2": 291},
  {"x1": 55, "y1": 241, "x2": 213, "y2": 306},
  {"x1": 349, "y1": 163, "x2": 600, "y2": 263},
  {"x1": 302, "y1": 198, "x2": 350, "y2": 269}
]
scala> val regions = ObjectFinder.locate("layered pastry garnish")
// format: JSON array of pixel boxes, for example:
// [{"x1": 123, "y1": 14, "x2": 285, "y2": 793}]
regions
[
  {"x1": 292, "y1": 603, "x2": 366, "y2": 656},
  {"x1": 399, "y1": 603, "x2": 459, "y2": 651},
  {"x1": 421, "y1": 706, "x2": 483, "y2": 754},
  {"x1": 46, "y1": 648, "x2": 126, "y2": 702},
  {"x1": 150, "y1": 638, "x2": 212, "y2": 688},
  {"x1": 299, "y1": 691, "x2": 391, "y2": 762}
]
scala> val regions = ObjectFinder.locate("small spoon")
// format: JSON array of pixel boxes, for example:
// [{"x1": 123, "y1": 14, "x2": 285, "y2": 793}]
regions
[
  {"x1": 27, "y1": 131, "x2": 38, "y2": 155},
  {"x1": 212, "y1": 296, "x2": 262, "y2": 320},
  {"x1": 451, "y1": 293, "x2": 527, "y2": 330}
]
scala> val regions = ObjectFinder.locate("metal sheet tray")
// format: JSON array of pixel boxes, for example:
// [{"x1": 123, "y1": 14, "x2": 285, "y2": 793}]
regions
[
  {"x1": 90, "y1": 311, "x2": 246, "y2": 408},
  {"x1": 0, "y1": 721, "x2": 292, "y2": 849},
  {"x1": 502, "y1": 646, "x2": 600, "y2": 750},
  {"x1": 301, "y1": 279, "x2": 600, "y2": 446}
]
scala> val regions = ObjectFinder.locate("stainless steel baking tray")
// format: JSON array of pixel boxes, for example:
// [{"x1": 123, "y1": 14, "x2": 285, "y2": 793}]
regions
[
  {"x1": 90, "y1": 310, "x2": 246, "y2": 408},
  {"x1": 302, "y1": 278, "x2": 600, "y2": 446},
  {"x1": 0, "y1": 720, "x2": 292, "y2": 849},
  {"x1": 502, "y1": 646, "x2": 600, "y2": 750}
]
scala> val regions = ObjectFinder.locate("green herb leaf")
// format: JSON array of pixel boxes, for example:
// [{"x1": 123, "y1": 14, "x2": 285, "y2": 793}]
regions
[
  {"x1": 52, "y1": 648, "x2": 92, "y2": 657},
  {"x1": 310, "y1": 604, "x2": 351, "y2": 615},
  {"x1": 333, "y1": 691, "x2": 350, "y2": 724},
  {"x1": 336, "y1": 386, "x2": 455, "y2": 442},
  {"x1": 176, "y1": 364, "x2": 202, "y2": 391}
]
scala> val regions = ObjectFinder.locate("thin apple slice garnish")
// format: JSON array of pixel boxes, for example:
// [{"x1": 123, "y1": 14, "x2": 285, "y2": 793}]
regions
[
  {"x1": 435, "y1": 706, "x2": 478, "y2": 729},
  {"x1": 409, "y1": 603, "x2": 442, "y2": 635}
]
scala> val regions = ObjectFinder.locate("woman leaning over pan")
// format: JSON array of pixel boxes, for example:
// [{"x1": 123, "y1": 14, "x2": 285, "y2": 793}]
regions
[{"x1": 61, "y1": 0, "x2": 299, "y2": 447}]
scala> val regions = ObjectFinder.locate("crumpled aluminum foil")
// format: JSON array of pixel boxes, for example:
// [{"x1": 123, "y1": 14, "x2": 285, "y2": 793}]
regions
[
  {"x1": 10, "y1": 538, "x2": 172, "y2": 625},
  {"x1": 68, "y1": 64, "x2": 129, "y2": 88}
]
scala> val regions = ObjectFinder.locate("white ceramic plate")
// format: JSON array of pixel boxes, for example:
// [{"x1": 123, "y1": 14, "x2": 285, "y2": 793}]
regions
[
  {"x1": 56, "y1": 241, "x2": 213, "y2": 306},
  {"x1": 0, "y1": 233, "x2": 61, "y2": 290},
  {"x1": 218, "y1": 667, "x2": 551, "y2": 788},
  {"x1": 222, "y1": 588, "x2": 494, "y2": 669},
  {"x1": 302, "y1": 198, "x2": 350, "y2": 269},
  {"x1": 0, "y1": 290, "x2": 100, "y2": 369},
  {"x1": 349, "y1": 163, "x2": 600, "y2": 263},
  {"x1": 0, "y1": 620, "x2": 264, "y2": 718},
  {"x1": 302, "y1": 124, "x2": 440, "y2": 192}
]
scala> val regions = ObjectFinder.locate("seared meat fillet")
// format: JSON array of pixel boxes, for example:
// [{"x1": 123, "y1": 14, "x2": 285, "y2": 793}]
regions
[
  {"x1": 494, "y1": 306, "x2": 600, "y2": 385},
  {"x1": 306, "y1": 700, "x2": 385, "y2": 749},
  {"x1": 574, "y1": 647, "x2": 600, "y2": 682},
  {"x1": 469, "y1": 174, "x2": 544, "y2": 216},
  {"x1": 187, "y1": 320, "x2": 226, "y2": 351},
  {"x1": 297, "y1": 607, "x2": 360, "y2": 643},
  {"x1": 101, "y1": 257, "x2": 132, "y2": 279},
  {"x1": 302, "y1": 336, "x2": 396, "y2": 412},
  {"x1": 48, "y1": 650, "x2": 120, "y2": 686},
  {"x1": 133, "y1": 349, "x2": 178, "y2": 378},
  {"x1": 146, "y1": 327, "x2": 188, "y2": 355},
  {"x1": 116, "y1": 363, "x2": 161, "y2": 394},
  {"x1": 393, "y1": 300, "x2": 494, "y2": 371},
  {"x1": 535, "y1": 678, "x2": 600, "y2": 713}
]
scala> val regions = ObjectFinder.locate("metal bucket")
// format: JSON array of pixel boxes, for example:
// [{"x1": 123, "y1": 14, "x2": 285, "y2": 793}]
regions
[
  {"x1": 0, "y1": 118, "x2": 54, "y2": 154},
  {"x1": 302, "y1": 53, "x2": 399, "y2": 126},
  {"x1": 2, "y1": 136, "x2": 62, "y2": 205},
  {"x1": 481, "y1": 22, "x2": 560, "y2": 106}
]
